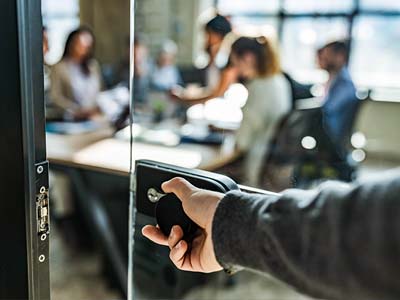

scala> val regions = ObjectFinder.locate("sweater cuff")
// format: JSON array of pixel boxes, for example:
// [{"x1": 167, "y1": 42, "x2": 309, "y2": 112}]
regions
[{"x1": 211, "y1": 190, "x2": 278, "y2": 273}]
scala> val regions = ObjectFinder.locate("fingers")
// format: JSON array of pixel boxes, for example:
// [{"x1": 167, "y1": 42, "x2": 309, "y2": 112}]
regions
[
  {"x1": 143, "y1": 224, "x2": 204, "y2": 272},
  {"x1": 169, "y1": 240, "x2": 190, "y2": 270},
  {"x1": 161, "y1": 177, "x2": 198, "y2": 204},
  {"x1": 142, "y1": 225, "x2": 185, "y2": 250},
  {"x1": 168, "y1": 225, "x2": 184, "y2": 250},
  {"x1": 142, "y1": 225, "x2": 168, "y2": 246}
]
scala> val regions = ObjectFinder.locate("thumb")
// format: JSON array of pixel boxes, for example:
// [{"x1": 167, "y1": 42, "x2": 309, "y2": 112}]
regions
[{"x1": 161, "y1": 177, "x2": 198, "y2": 204}]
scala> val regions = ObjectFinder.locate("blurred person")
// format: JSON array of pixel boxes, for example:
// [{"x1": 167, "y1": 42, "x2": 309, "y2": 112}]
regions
[
  {"x1": 317, "y1": 40, "x2": 358, "y2": 147},
  {"x1": 223, "y1": 36, "x2": 291, "y2": 186},
  {"x1": 143, "y1": 169, "x2": 400, "y2": 300},
  {"x1": 203, "y1": 14, "x2": 233, "y2": 90},
  {"x1": 172, "y1": 14, "x2": 238, "y2": 105},
  {"x1": 150, "y1": 40, "x2": 182, "y2": 91},
  {"x1": 50, "y1": 27, "x2": 102, "y2": 121},
  {"x1": 132, "y1": 36, "x2": 152, "y2": 105}
]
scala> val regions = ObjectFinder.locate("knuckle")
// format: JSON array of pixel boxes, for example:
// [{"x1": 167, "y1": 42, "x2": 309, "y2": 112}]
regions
[{"x1": 173, "y1": 177, "x2": 186, "y2": 185}]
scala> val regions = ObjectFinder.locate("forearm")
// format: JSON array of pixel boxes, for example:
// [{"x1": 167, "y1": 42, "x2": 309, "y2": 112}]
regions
[{"x1": 212, "y1": 170, "x2": 400, "y2": 300}]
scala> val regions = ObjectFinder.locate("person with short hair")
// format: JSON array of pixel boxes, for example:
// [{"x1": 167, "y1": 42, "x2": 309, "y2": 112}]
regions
[{"x1": 317, "y1": 40, "x2": 358, "y2": 147}]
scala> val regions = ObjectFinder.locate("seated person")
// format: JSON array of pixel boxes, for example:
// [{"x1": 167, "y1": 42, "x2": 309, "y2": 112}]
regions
[
  {"x1": 223, "y1": 36, "x2": 292, "y2": 186},
  {"x1": 50, "y1": 27, "x2": 102, "y2": 121},
  {"x1": 173, "y1": 14, "x2": 238, "y2": 104},
  {"x1": 132, "y1": 36, "x2": 152, "y2": 106},
  {"x1": 150, "y1": 40, "x2": 182, "y2": 91},
  {"x1": 317, "y1": 41, "x2": 358, "y2": 149}
]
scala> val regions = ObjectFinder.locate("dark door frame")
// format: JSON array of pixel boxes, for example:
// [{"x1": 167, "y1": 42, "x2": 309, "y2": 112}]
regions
[{"x1": 0, "y1": 0, "x2": 50, "y2": 299}]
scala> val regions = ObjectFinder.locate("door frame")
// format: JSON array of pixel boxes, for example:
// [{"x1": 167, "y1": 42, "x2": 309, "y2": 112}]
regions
[{"x1": 0, "y1": 0, "x2": 50, "y2": 299}]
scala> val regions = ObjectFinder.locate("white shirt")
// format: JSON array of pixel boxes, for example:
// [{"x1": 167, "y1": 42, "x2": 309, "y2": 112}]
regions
[
  {"x1": 151, "y1": 65, "x2": 181, "y2": 91},
  {"x1": 68, "y1": 61, "x2": 100, "y2": 109},
  {"x1": 236, "y1": 74, "x2": 292, "y2": 186}
]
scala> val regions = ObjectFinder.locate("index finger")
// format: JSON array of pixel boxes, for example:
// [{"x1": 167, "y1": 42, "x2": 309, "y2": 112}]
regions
[
  {"x1": 142, "y1": 225, "x2": 168, "y2": 246},
  {"x1": 161, "y1": 177, "x2": 197, "y2": 204}
]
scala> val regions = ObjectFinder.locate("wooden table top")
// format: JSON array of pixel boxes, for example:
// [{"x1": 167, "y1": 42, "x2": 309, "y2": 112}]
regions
[{"x1": 46, "y1": 129, "x2": 237, "y2": 177}]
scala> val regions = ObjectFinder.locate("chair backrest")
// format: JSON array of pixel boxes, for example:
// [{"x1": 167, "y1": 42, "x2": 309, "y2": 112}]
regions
[
  {"x1": 267, "y1": 106, "x2": 344, "y2": 164},
  {"x1": 339, "y1": 97, "x2": 364, "y2": 151},
  {"x1": 283, "y1": 72, "x2": 313, "y2": 109}
]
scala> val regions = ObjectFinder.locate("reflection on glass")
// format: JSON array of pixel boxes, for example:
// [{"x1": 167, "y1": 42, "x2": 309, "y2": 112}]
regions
[
  {"x1": 129, "y1": 1, "x2": 400, "y2": 300},
  {"x1": 283, "y1": 0, "x2": 354, "y2": 13},
  {"x1": 218, "y1": 0, "x2": 279, "y2": 14},
  {"x1": 350, "y1": 17, "x2": 400, "y2": 90},
  {"x1": 281, "y1": 18, "x2": 349, "y2": 83},
  {"x1": 129, "y1": 1, "x2": 309, "y2": 299}
]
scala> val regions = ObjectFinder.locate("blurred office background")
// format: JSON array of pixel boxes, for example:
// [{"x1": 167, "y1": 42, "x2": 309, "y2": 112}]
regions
[{"x1": 42, "y1": 0, "x2": 400, "y2": 299}]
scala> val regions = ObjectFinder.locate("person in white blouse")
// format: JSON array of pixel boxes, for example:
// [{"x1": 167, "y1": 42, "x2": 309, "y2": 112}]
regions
[
  {"x1": 50, "y1": 27, "x2": 102, "y2": 121},
  {"x1": 150, "y1": 40, "x2": 182, "y2": 91},
  {"x1": 229, "y1": 36, "x2": 292, "y2": 186}
]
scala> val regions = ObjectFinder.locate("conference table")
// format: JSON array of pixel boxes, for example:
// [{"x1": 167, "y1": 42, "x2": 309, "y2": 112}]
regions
[
  {"x1": 46, "y1": 126, "x2": 237, "y2": 176},
  {"x1": 45, "y1": 124, "x2": 237, "y2": 297}
]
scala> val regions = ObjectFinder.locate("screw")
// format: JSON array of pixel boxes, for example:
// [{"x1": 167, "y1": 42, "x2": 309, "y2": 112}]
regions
[
  {"x1": 40, "y1": 234, "x2": 47, "y2": 241},
  {"x1": 38, "y1": 255, "x2": 45, "y2": 263},
  {"x1": 37, "y1": 166, "x2": 44, "y2": 174},
  {"x1": 39, "y1": 186, "x2": 46, "y2": 194}
]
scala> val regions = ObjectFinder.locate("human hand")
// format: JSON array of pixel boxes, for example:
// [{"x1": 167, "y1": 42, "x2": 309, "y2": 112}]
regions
[
  {"x1": 169, "y1": 87, "x2": 186, "y2": 102},
  {"x1": 73, "y1": 107, "x2": 99, "y2": 121},
  {"x1": 142, "y1": 177, "x2": 224, "y2": 273}
]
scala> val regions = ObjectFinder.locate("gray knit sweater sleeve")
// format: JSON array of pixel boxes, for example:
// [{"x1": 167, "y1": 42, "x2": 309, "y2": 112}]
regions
[{"x1": 212, "y1": 169, "x2": 400, "y2": 300}]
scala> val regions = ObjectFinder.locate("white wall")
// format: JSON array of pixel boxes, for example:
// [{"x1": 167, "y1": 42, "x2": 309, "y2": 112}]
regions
[{"x1": 355, "y1": 100, "x2": 400, "y2": 161}]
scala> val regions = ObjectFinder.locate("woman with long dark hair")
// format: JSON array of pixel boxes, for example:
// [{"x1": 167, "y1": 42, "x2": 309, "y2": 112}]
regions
[{"x1": 50, "y1": 26, "x2": 102, "y2": 120}]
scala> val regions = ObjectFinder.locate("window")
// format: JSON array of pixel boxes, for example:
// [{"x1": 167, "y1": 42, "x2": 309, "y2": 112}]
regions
[
  {"x1": 218, "y1": 0, "x2": 279, "y2": 15},
  {"x1": 42, "y1": 0, "x2": 80, "y2": 65},
  {"x1": 283, "y1": 0, "x2": 354, "y2": 13},
  {"x1": 351, "y1": 17, "x2": 400, "y2": 93},
  {"x1": 217, "y1": 0, "x2": 400, "y2": 95},
  {"x1": 281, "y1": 18, "x2": 349, "y2": 83},
  {"x1": 231, "y1": 17, "x2": 278, "y2": 37},
  {"x1": 360, "y1": 0, "x2": 400, "y2": 11}
]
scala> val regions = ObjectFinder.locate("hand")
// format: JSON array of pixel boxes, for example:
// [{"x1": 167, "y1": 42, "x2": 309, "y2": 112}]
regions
[
  {"x1": 168, "y1": 88, "x2": 185, "y2": 102},
  {"x1": 73, "y1": 107, "x2": 98, "y2": 121},
  {"x1": 142, "y1": 177, "x2": 224, "y2": 273}
]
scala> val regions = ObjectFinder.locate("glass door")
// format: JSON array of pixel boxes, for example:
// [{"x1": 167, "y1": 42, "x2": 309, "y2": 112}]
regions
[{"x1": 127, "y1": 1, "x2": 307, "y2": 299}]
